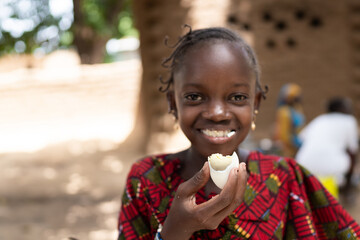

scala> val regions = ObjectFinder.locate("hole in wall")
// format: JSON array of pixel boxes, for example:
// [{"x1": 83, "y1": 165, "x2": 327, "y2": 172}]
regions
[
  {"x1": 275, "y1": 21, "x2": 287, "y2": 31},
  {"x1": 263, "y1": 12, "x2": 272, "y2": 22},
  {"x1": 310, "y1": 17, "x2": 323, "y2": 28},
  {"x1": 266, "y1": 39, "x2": 276, "y2": 49},
  {"x1": 227, "y1": 15, "x2": 238, "y2": 24},
  {"x1": 242, "y1": 23, "x2": 251, "y2": 31},
  {"x1": 295, "y1": 9, "x2": 306, "y2": 20},
  {"x1": 286, "y1": 37, "x2": 296, "y2": 48}
]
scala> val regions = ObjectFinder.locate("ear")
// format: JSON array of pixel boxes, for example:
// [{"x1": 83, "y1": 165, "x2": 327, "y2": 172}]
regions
[
  {"x1": 254, "y1": 91, "x2": 262, "y2": 112},
  {"x1": 166, "y1": 90, "x2": 178, "y2": 119}
]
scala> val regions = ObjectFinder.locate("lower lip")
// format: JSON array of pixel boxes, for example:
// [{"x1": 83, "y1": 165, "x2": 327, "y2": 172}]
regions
[{"x1": 201, "y1": 132, "x2": 235, "y2": 145}]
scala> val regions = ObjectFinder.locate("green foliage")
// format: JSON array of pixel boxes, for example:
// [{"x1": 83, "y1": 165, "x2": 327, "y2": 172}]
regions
[
  {"x1": 115, "y1": 0, "x2": 138, "y2": 38},
  {"x1": 118, "y1": 11, "x2": 138, "y2": 38},
  {"x1": 82, "y1": 0, "x2": 110, "y2": 35},
  {"x1": 0, "y1": 0, "x2": 62, "y2": 55},
  {"x1": 0, "y1": 0, "x2": 138, "y2": 57},
  {"x1": 117, "y1": 0, "x2": 138, "y2": 38},
  {"x1": 59, "y1": 31, "x2": 74, "y2": 46},
  {"x1": 80, "y1": 0, "x2": 137, "y2": 38}
]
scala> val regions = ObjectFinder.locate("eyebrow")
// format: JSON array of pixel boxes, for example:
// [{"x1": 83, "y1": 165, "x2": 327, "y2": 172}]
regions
[
  {"x1": 182, "y1": 83, "x2": 250, "y2": 88},
  {"x1": 182, "y1": 83, "x2": 203, "y2": 88},
  {"x1": 233, "y1": 83, "x2": 250, "y2": 88}
]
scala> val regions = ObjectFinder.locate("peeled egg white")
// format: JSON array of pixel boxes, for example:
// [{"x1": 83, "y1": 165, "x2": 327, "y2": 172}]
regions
[{"x1": 208, "y1": 151, "x2": 239, "y2": 189}]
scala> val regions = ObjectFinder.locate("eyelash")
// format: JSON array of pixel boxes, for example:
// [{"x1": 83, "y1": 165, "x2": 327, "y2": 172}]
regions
[
  {"x1": 229, "y1": 94, "x2": 248, "y2": 102},
  {"x1": 184, "y1": 93, "x2": 203, "y2": 102}
]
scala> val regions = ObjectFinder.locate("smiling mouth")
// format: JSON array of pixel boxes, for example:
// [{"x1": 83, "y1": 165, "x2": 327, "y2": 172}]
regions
[{"x1": 201, "y1": 129, "x2": 236, "y2": 138}]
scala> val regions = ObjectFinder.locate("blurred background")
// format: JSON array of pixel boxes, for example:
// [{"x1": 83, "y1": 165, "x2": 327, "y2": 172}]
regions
[{"x1": 0, "y1": 0, "x2": 359, "y2": 239}]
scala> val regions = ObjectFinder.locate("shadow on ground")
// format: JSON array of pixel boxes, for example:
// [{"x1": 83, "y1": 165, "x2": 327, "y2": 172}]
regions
[{"x1": 0, "y1": 139, "x2": 145, "y2": 240}]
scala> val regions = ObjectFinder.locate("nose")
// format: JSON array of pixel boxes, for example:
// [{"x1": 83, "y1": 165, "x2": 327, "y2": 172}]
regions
[{"x1": 202, "y1": 100, "x2": 231, "y2": 122}]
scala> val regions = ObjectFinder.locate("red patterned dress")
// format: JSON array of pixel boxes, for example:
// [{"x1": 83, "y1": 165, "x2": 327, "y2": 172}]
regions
[{"x1": 117, "y1": 152, "x2": 360, "y2": 239}]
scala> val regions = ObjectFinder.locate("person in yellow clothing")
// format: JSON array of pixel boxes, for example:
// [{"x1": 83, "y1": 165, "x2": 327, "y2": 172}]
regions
[{"x1": 274, "y1": 83, "x2": 305, "y2": 158}]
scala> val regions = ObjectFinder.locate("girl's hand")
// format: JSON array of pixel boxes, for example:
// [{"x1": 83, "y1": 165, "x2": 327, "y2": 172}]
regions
[{"x1": 160, "y1": 162, "x2": 248, "y2": 240}]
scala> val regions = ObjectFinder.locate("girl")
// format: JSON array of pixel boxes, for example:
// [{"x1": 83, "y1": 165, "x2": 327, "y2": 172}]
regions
[{"x1": 118, "y1": 27, "x2": 360, "y2": 239}]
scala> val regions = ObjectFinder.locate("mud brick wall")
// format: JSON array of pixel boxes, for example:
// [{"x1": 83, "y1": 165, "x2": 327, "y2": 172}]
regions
[{"x1": 226, "y1": 0, "x2": 358, "y2": 139}]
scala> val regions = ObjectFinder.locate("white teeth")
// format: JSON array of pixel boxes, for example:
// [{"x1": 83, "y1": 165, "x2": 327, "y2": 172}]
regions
[{"x1": 202, "y1": 129, "x2": 235, "y2": 137}]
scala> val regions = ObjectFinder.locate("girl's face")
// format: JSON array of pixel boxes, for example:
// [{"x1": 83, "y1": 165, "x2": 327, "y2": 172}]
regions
[{"x1": 169, "y1": 41, "x2": 261, "y2": 158}]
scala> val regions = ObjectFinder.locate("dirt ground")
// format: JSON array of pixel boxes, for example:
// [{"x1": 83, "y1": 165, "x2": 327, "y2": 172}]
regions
[
  {"x1": 0, "y1": 140, "x2": 138, "y2": 240},
  {"x1": 1, "y1": 137, "x2": 360, "y2": 240},
  {"x1": 0, "y1": 56, "x2": 145, "y2": 240},
  {"x1": 0, "y1": 56, "x2": 359, "y2": 240}
]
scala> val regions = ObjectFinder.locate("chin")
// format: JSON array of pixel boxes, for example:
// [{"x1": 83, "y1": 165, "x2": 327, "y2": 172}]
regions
[{"x1": 198, "y1": 145, "x2": 238, "y2": 158}]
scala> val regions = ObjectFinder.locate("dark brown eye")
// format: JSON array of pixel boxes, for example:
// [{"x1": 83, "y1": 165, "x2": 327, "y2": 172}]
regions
[
  {"x1": 230, "y1": 94, "x2": 247, "y2": 102},
  {"x1": 184, "y1": 94, "x2": 203, "y2": 102}
]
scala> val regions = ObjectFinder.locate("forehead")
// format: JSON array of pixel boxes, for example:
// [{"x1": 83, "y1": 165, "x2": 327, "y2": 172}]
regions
[{"x1": 174, "y1": 41, "x2": 254, "y2": 87}]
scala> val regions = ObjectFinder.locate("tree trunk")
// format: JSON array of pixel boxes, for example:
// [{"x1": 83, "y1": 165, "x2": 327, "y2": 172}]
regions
[
  {"x1": 72, "y1": 0, "x2": 123, "y2": 64},
  {"x1": 128, "y1": 0, "x2": 190, "y2": 153},
  {"x1": 73, "y1": 28, "x2": 109, "y2": 64}
]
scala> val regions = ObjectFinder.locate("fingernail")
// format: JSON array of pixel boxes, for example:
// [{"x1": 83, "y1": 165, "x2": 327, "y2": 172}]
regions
[
  {"x1": 240, "y1": 162, "x2": 246, "y2": 171},
  {"x1": 201, "y1": 162, "x2": 208, "y2": 170}
]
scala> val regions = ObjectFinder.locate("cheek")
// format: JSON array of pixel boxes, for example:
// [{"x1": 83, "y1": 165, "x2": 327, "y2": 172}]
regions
[
  {"x1": 237, "y1": 108, "x2": 253, "y2": 127},
  {"x1": 177, "y1": 106, "x2": 196, "y2": 127}
]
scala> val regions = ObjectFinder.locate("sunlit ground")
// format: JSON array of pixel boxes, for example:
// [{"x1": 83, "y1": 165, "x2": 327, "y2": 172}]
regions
[
  {"x1": 0, "y1": 51, "x2": 140, "y2": 153},
  {"x1": 0, "y1": 51, "x2": 144, "y2": 240}
]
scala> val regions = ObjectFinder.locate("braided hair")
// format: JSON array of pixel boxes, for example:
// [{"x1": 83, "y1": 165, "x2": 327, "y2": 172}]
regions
[{"x1": 159, "y1": 25, "x2": 268, "y2": 99}]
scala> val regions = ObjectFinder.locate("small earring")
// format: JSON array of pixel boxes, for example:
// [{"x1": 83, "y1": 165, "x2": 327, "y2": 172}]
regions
[
  {"x1": 251, "y1": 121, "x2": 256, "y2": 131},
  {"x1": 168, "y1": 108, "x2": 178, "y2": 120},
  {"x1": 173, "y1": 121, "x2": 179, "y2": 130},
  {"x1": 251, "y1": 109, "x2": 258, "y2": 131}
]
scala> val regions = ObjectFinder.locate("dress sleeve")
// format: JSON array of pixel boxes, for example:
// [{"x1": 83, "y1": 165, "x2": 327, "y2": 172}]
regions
[
  {"x1": 117, "y1": 165, "x2": 153, "y2": 240},
  {"x1": 286, "y1": 159, "x2": 360, "y2": 239}
]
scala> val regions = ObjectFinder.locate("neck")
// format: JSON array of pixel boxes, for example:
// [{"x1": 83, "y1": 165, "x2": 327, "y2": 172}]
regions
[
  {"x1": 178, "y1": 147, "x2": 219, "y2": 194},
  {"x1": 177, "y1": 147, "x2": 207, "y2": 180}
]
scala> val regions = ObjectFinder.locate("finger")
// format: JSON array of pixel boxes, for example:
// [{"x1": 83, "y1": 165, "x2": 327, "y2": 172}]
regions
[
  {"x1": 234, "y1": 162, "x2": 248, "y2": 206},
  {"x1": 213, "y1": 162, "x2": 248, "y2": 220},
  {"x1": 195, "y1": 167, "x2": 239, "y2": 217},
  {"x1": 221, "y1": 164, "x2": 243, "y2": 195},
  {"x1": 177, "y1": 162, "x2": 210, "y2": 198}
]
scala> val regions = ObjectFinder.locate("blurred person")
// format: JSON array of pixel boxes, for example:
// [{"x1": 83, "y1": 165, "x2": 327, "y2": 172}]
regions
[
  {"x1": 296, "y1": 97, "x2": 359, "y2": 198},
  {"x1": 273, "y1": 83, "x2": 305, "y2": 157}
]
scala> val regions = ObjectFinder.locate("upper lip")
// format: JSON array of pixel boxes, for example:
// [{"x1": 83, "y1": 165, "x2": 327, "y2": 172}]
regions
[{"x1": 200, "y1": 129, "x2": 235, "y2": 132}]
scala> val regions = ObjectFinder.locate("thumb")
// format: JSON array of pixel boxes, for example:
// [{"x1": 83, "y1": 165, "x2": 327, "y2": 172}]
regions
[{"x1": 178, "y1": 162, "x2": 210, "y2": 198}]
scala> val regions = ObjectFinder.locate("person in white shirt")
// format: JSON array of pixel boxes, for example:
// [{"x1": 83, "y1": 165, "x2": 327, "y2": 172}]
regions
[{"x1": 296, "y1": 97, "x2": 358, "y2": 198}]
